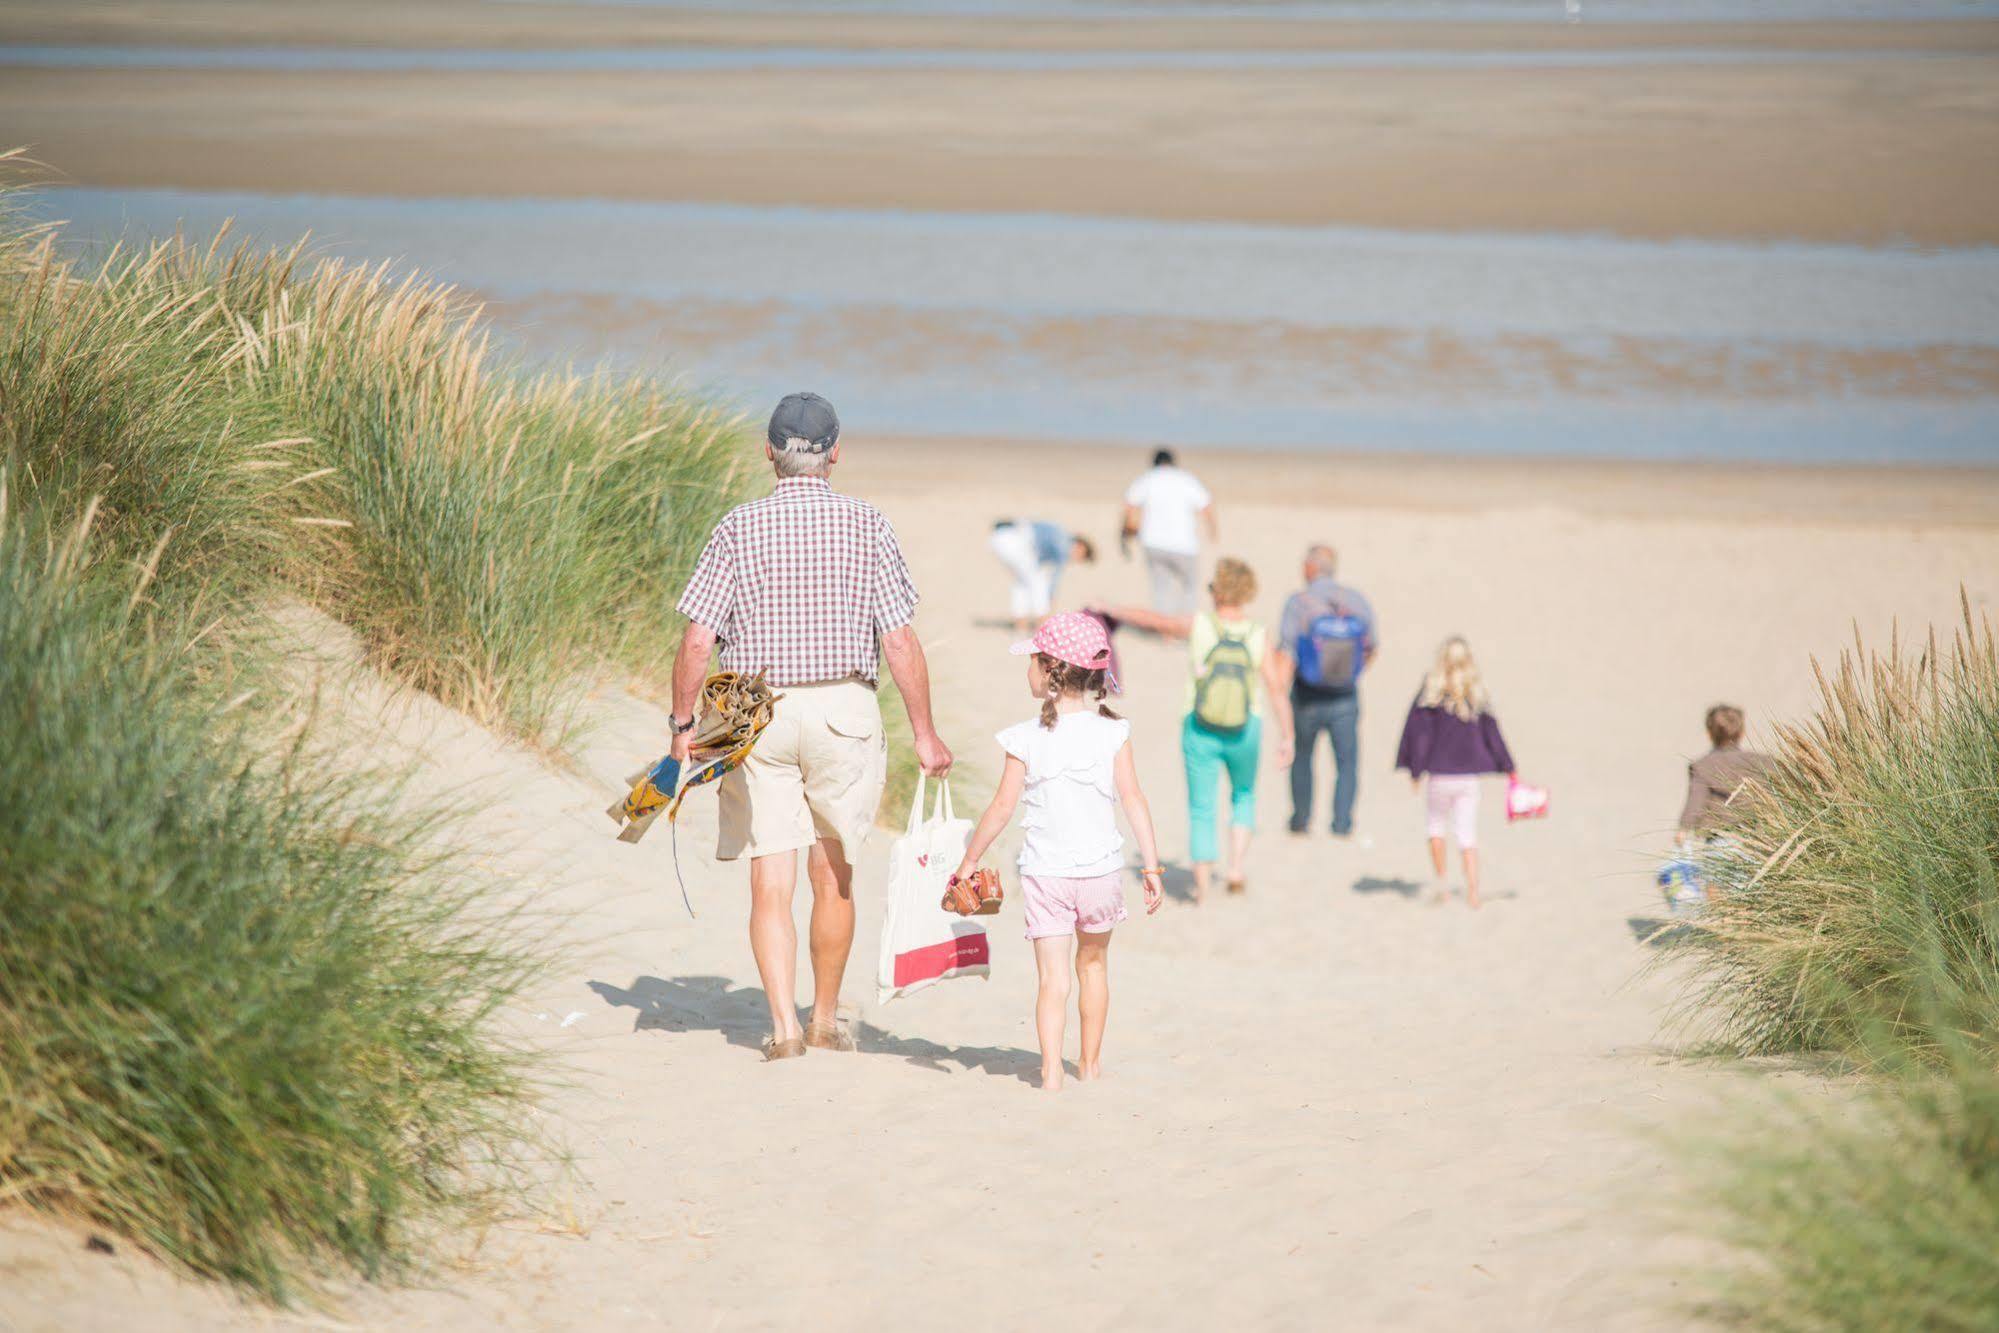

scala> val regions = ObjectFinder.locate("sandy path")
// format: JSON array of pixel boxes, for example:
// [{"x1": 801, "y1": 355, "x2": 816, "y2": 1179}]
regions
[{"x1": 7, "y1": 449, "x2": 1996, "y2": 1331}]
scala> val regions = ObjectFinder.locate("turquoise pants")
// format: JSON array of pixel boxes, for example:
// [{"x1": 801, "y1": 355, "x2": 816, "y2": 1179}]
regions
[{"x1": 1181, "y1": 713, "x2": 1262, "y2": 864}]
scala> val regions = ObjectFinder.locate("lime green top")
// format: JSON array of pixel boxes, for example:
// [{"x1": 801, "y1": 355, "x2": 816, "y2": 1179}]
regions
[{"x1": 1185, "y1": 612, "x2": 1268, "y2": 717}]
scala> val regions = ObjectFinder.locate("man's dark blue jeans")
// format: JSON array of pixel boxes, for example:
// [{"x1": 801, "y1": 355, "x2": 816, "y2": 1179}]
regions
[{"x1": 1290, "y1": 691, "x2": 1360, "y2": 835}]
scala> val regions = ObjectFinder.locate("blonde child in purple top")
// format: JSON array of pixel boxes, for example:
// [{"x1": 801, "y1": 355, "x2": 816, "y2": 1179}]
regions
[
  {"x1": 954, "y1": 612, "x2": 1165, "y2": 1092},
  {"x1": 1394, "y1": 637, "x2": 1517, "y2": 909}
]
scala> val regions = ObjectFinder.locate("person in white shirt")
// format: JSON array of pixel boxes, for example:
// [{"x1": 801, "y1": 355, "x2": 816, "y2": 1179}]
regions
[
  {"x1": 1121, "y1": 449, "x2": 1215, "y2": 615},
  {"x1": 953, "y1": 612, "x2": 1164, "y2": 1092}
]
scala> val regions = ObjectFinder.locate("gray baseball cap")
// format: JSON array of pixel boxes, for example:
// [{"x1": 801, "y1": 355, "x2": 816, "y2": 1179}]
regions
[{"x1": 767, "y1": 392, "x2": 840, "y2": 453}]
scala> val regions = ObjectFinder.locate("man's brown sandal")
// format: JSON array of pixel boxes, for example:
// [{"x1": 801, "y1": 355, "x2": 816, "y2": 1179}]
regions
[
  {"x1": 761, "y1": 1035, "x2": 806, "y2": 1062},
  {"x1": 803, "y1": 1021, "x2": 856, "y2": 1052}
]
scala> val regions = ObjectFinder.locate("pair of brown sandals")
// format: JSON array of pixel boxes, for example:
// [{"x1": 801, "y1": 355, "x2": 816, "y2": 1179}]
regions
[
  {"x1": 762, "y1": 1020, "x2": 855, "y2": 1061},
  {"x1": 940, "y1": 867, "x2": 1004, "y2": 917}
]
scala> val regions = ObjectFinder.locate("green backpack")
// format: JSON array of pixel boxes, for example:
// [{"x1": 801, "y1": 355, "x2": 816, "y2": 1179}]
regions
[{"x1": 1193, "y1": 618, "x2": 1255, "y2": 733}]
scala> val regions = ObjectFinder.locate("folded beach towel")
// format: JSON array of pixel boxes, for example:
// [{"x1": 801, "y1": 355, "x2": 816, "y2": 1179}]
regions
[{"x1": 607, "y1": 670, "x2": 782, "y2": 912}]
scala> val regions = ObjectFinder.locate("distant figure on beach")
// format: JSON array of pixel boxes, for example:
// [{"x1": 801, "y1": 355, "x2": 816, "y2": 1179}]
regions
[
  {"x1": 1677, "y1": 704, "x2": 1772, "y2": 844},
  {"x1": 1394, "y1": 637, "x2": 1516, "y2": 909},
  {"x1": 989, "y1": 518, "x2": 1097, "y2": 632},
  {"x1": 1177, "y1": 560, "x2": 1296, "y2": 900},
  {"x1": 953, "y1": 612, "x2": 1164, "y2": 1091},
  {"x1": 1101, "y1": 559, "x2": 1295, "y2": 903},
  {"x1": 1273, "y1": 544, "x2": 1377, "y2": 839},
  {"x1": 1121, "y1": 449, "x2": 1214, "y2": 615},
  {"x1": 670, "y1": 392, "x2": 953, "y2": 1062}
]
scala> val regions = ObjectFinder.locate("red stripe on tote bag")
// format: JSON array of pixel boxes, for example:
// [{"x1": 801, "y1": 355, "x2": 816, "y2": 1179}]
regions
[{"x1": 893, "y1": 932, "x2": 991, "y2": 988}]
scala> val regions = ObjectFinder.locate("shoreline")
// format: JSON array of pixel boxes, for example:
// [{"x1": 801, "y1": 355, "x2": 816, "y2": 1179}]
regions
[{"x1": 847, "y1": 435, "x2": 1999, "y2": 527}]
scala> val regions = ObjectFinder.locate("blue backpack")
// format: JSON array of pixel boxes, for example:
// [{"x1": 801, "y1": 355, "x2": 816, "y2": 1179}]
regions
[{"x1": 1293, "y1": 598, "x2": 1368, "y2": 691}]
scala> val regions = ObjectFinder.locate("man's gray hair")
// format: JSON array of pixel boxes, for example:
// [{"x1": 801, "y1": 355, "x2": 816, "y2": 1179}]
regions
[
  {"x1": 1305, "y1": 543, "x2": 1338, "y2": 579},
  {"x1": 771, "y1": 439, "x2": 833, "y2": 479}
]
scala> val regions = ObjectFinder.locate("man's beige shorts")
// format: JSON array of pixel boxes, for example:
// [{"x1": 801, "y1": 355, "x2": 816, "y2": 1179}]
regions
[{"x1": 717, "y1": 681, "x2": 886, "y2": 862}]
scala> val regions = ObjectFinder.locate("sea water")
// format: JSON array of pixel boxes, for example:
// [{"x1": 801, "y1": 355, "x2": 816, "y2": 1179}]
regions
[{"x1": 31, "y1": 187, "x2": 1999, "y2": 464}]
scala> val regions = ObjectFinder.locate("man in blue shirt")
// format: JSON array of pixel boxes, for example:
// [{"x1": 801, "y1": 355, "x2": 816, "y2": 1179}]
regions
[
  {"x1": 989, "y1": 518, "x2": 1098, "y2": 632},
  {"x1": 1272, "y1": 544, "x2": 1378, "y2": 838}
]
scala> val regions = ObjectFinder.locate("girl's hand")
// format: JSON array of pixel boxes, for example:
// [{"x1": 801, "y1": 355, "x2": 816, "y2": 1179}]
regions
[
  {"x1": 950, "y1": 861, "x2": 976, "y2": 885},
  {"x1": 1273, "y1": 734, "x2": 1294, "y2": 767},
  {"x1": 1141, "y1": 868, "x2": 1164, "y2": 914},
  {"x1": 1411, "y1": 776, "x2": 1422, "y2": 794}
]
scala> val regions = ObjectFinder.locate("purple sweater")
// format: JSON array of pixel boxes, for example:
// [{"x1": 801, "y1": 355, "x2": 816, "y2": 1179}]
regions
[{"x1": 1395, "y1": 700, "x2": 1515, "y2": 777}]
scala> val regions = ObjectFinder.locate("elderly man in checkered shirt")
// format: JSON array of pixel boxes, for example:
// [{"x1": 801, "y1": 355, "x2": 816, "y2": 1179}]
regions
[{"x1": 669, "y1": 392, "x2": 953, "y2": 1061}]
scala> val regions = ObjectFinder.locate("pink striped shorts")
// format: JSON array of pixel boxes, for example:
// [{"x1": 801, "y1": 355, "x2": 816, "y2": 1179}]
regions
[{"x1": 1020, "y1": 871, "x2": 1128, "y2": 941}]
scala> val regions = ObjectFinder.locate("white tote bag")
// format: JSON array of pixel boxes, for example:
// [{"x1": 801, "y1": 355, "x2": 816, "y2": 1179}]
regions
[{"x1": 876, "y1": 774, "x2": 990, "y2": 1004}]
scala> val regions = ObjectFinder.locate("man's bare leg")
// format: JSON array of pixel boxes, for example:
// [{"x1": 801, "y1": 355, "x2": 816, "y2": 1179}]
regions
[
  {"x1": 748, "y1": 850, "x2": 802, "y2": 1042},
  {"x1": 805, "y1": 835, "x2": 855, "y2": 1032}
]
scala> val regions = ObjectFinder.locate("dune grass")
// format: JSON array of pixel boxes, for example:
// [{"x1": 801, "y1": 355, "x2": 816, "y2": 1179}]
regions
[
  {"x1": 1660, "y1": 598, "x2": 1999, "y2": 1330},
  {"x1": 1662, "y1": 599, "x2": 1999, "y2": 1067},
  {"x1": 5, "y1": 177, "x2": 751, "y2": 741},
  {"x1": 0, "y1": 165, "x2": 752, "y2": 1301},
  {"x1": 0, "y1": 502, "x2": 540, "y2": 1301},
  {"x1": 1690, "y1": 1058, "x2": 1999, "y2": 1333}
]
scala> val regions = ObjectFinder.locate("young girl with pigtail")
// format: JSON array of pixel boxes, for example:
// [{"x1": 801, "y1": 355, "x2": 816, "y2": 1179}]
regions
[{"x1": 953, "y1": 612, "x2": 1164, "y2": 1091}]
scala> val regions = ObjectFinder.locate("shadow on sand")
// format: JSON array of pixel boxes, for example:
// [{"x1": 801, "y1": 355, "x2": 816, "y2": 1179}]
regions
[
  {"x1": 588, "y1": 974, "x2": 1045, "y2": 1083},
  {"x1": 1352, "y1": 875, "x2": 1425, "y2": 898},
  {"x1": 1157, "y1": 864, "x2": 1200, "y2": 904},
  {"x1": 1627, "y1": 915, "x2": 1695, "y2": 947}
]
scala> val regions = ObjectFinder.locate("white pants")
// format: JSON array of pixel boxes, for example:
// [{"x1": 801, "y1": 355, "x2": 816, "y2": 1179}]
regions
[
  {"x1": 1425, "y1": 774, "x2": 1482, "y2": 849},
  {"x1": 990, "y1": 525, "x2": 1057, "y2": 619},
  {"x1": 1144, "y1": 547, "x2": 1199, "y2": 615}
]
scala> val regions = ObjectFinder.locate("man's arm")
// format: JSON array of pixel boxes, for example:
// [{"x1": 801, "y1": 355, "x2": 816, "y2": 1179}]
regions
[
  {"x1": 1119, "y1": 503, "x2": 1141, "y2": 558},
  {"x1": 882, "y1": 623, "x2": 953, "y2": 777},
  {"x1": 667, "y1": 621, "x2": 717, "y2": 762},
  {"x1": 1200, "y1": 503, "x2": 1218, "y2": 543}
]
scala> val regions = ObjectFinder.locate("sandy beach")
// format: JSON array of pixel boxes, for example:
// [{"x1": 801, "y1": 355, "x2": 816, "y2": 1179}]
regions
[
  {"x1": 3, "y1": 1, "x2": 1996, "y2": 1325},
  {"x1": 3, "y1": 7, "x2": 1997, "y2": 244},
  {"x1": 6, "y1": 440, "x2": 1996, "y2": 1331}
]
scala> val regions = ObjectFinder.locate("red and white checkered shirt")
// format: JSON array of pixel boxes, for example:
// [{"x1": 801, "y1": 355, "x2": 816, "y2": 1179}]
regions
[{"x1": 676, "y1": 478, "x2": 919, "y2": 687}]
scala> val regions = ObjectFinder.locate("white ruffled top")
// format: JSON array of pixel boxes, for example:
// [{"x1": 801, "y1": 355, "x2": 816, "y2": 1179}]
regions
[{"x1": 996, "y1": 711, "x2": 1130, "y2": 878}]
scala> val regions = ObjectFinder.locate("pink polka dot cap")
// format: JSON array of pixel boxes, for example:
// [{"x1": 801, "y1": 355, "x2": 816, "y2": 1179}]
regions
[{"x1": 1010, "y1": 611, "x2": 1117, "y2": 689}]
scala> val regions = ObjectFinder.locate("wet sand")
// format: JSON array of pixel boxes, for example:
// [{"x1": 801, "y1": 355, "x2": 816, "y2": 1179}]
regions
[
  {"x1": 4, "y1": 14, "x2": 1998, "y2": 244},
  {"x1": 5, "y1": 2, "x2": 1998, "y2": 54}
]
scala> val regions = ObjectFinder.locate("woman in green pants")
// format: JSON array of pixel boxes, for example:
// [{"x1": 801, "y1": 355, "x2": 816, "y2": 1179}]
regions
[{"x1": 1112, "y1": 557, "x2": 1295, "y2": 901}]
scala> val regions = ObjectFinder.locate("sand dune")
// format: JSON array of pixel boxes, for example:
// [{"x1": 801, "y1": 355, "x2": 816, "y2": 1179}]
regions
[{"x1": 5, "y1": 445, "x2": 1994, "y2": 1330}]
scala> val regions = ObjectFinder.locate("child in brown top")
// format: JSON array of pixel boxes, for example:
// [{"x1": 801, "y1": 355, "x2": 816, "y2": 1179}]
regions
[{"x1": 1677, "y1": 704, "x2": 1773, "y2": 842}]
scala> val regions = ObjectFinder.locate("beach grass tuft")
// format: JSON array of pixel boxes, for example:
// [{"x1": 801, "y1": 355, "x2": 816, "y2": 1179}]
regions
[
  {"x1": 1660, "y1": 596, "x2": 1999, "y2": 1330},
  {"x1": 5, "y1": 174, "x2": 752, "y2": 742},
  {"x1": 0, "y1": 161, "x2": 750, "y2": 1301},
  {"x1": 1662, "y1": 595, "x2": 1999, "y2": 1067},
  {"x1": 0, "y1": 503, "x2": 541, "y2": 1301}
]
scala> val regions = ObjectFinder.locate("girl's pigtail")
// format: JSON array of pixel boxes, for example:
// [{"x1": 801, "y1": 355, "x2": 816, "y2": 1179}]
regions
[
  {"x1": 1094, "y1": 675, "x2": 1120, "y2": 721},
  {"x1": 1039, "y1": 691, "x2": 1060, "y2": 730}
]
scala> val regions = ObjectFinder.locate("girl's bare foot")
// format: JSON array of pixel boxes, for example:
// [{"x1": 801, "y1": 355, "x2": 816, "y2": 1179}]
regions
[
  {"x1": 1041, "y1": 1063, "x2": 1064, "y2": 1091},
  {"x1": 1077, "y1": 1062, "x2": 1103, "y2": 1082}
]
